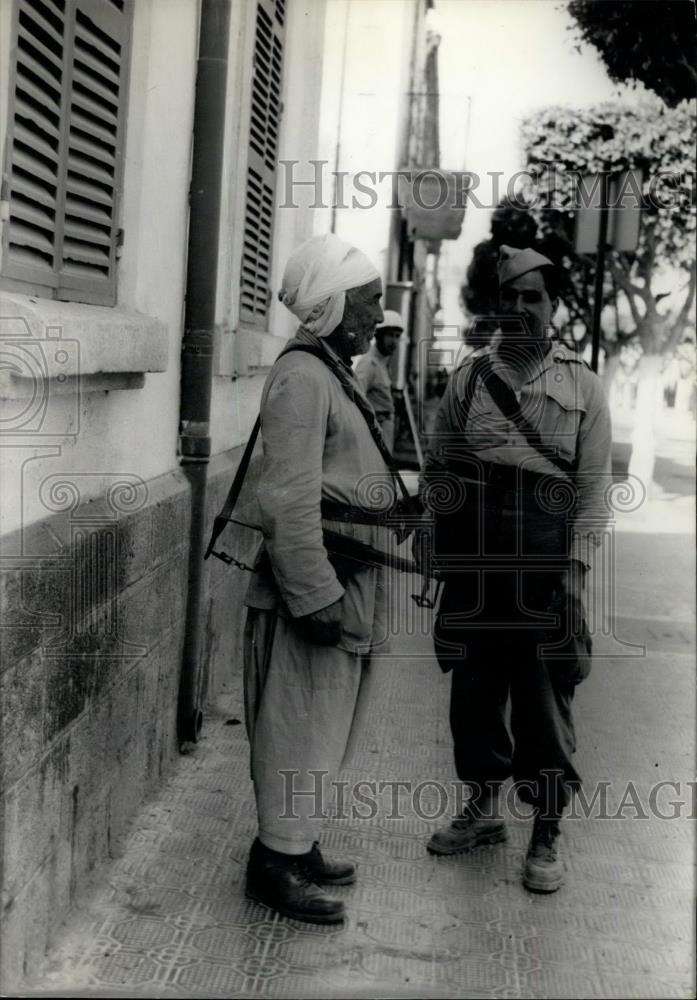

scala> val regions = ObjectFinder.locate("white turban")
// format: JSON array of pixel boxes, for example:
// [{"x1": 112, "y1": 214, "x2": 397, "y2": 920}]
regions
[{"x1": 278, "y1": 233, "x2": 380, "y2": 338}]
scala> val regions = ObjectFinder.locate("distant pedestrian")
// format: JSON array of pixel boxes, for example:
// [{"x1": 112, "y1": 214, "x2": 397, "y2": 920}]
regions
[
  {"x1": 354, "y1": 309, "x2": 403, "y2": 451},
  {"x1": 418, "y1": 245, "x2": 612, "y2": 893}
]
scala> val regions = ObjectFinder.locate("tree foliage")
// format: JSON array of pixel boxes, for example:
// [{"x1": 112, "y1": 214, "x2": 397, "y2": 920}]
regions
[
  {"x1": 567, "y1": 0, "x2": 697, "y2": 109},
  {"x1": 520, "y1": 97, "x2": 696, "y2": 356},
  {"x1": 460, "y1": 197, "x2": 537, "y2": 320},
  {"x1": 460, "y1": 197, "x2": 574, "y2": 346},
  {"x1": 460, "y1": 194, "x2": 587, "y2": 346}
]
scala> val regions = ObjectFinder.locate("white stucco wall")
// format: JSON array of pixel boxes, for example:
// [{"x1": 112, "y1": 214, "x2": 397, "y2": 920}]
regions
[
  {"x1": 0, "y1": 0, "x2": 199, "y2": 537},
  {"x1": 209, "y1": 0, "x2": 327, "y2": 455},
  {"x1": 1, "y1": 0, "x2": 329, "y2": 535}
]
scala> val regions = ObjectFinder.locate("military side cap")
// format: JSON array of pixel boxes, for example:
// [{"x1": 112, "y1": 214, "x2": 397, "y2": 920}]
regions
[{"x1": 497, "y1": 244, "x2": 554, "y2": 285}]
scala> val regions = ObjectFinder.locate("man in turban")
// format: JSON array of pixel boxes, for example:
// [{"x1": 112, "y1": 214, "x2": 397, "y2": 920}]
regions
[
  {"x1": 354, "y1": 309, "x2": 404, "y2": 451},
  {"x1": 243, "y1": 234, "x2": 390, "y2": 924},
  {"x1": 418, "y1": 245, "x2": 612, "y2": 893}
]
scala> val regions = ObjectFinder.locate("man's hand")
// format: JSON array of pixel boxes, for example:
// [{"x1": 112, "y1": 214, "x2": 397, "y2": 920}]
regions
[
  {"x1": 559, "y1": 559, "x2": 587, "y2": 602},
  {"x1": 550, "y1": 560, "x2": 588, "y2": 635},
  {"x1": 295, "y1": 598, "x2": 343, "y2": 646},
  {"x1": 391, "y1": 495, "x2": 424, "y2": 546},
  {"x1": 412, "y1": 524, "x2": 433, "y2": 577}
]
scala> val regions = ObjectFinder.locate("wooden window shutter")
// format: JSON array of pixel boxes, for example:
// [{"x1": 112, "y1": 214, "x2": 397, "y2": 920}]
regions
[
  {"x1": 1, "y1": 0, "x2": 133, "y2": 306},
  {"x1": 239, "y1": 0, "x2": 285, "y2": 328}
]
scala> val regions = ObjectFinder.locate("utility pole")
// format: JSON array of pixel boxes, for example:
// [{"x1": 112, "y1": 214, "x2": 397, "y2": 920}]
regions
[
  {"x1": 590, "y1": 168, "x2": 610, "y2": 373},
  {"x1": 330, "y1": 0, "x2": 351, "y2": 234}
]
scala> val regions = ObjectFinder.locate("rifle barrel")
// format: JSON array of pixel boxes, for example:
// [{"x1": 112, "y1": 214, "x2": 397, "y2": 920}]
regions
[{"x1": 323, "y1": 528, "x2": 429, "y2": 578}]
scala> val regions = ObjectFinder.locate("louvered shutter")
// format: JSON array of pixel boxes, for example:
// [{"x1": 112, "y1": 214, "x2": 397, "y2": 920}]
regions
[
  {"x1": 239, "y1": 0, "x2": 285, "y2": 328},
  {"x1": 1, "y1": 0, "x2": 132, "y2": 306}
]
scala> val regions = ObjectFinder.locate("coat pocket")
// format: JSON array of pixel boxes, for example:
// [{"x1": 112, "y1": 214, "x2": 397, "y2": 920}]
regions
[{"x1": 540, "y1": 383, "x2": 587, "y2": 466}]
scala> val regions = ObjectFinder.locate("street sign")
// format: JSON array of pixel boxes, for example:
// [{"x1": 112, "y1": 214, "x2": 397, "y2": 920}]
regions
[
  {"x1": 401, "y1": 169, "x2": 466, "y2": 242},
  {"x1": 574, "y1": 169, "x2": 644, "y2": 254},
  {"x1": 574, "y1": 168, "x2": 644, "y2": 372}
]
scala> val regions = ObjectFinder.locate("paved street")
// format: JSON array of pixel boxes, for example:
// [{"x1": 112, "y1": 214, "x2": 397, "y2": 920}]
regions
[{"x1": 27, "y1": 494, "x2": 695, "y2": 999}]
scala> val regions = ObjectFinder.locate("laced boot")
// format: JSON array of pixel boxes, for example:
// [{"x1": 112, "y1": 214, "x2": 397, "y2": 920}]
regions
[
  {"x1": 304, "y1": 841, "x2": 356, "y2": 886},
  {"x1": 427, "y1": 796, "x2": 506, "y2": 856},
  {"x1": 245, "y1": 838, "x2": 345, "y2": 924},
  {"x1": 523, "y1": 815, "x2": 564, "y2": 893}
]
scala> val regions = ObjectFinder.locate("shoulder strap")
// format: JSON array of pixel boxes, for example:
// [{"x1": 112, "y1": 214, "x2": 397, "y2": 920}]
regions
[
  {"x1": 204, "y1": 341, "x2": 414, "y2": 561},
  {"x1": 453, "y1": 354, "x2": 490, "y2": 432},
  {"x1": 205, "y1": 345, "x2": 323, "y2": 559},
  {"x1": 283, "y1": 343, "x2": 413, "y2": 505},
  {"x1": 478, "y1": 357, "x2": 575, "y2": 476},
  {"x1": 204, "y1": 414, "x2": 261, "y2": 559}
]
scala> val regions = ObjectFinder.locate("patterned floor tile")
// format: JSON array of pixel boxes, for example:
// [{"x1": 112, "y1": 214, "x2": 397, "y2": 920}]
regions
[
  {"x1": 172, "y1": 959, "x2": 249, "y2": 996},
  {"x1": 24, "y1": 573, "x2": 697, "y2": 998},
  {"x1": 516, "y1": 966, "x2": 602, "y2": 999}
]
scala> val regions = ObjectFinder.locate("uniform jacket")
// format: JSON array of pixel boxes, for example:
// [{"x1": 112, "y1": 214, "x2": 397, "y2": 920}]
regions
[
  {"x1": 421, "y1": 340, "x2": 613, "y2": 568},
  {"x1": 245, "y1": 328, "x2": 391, "y2": 654}
]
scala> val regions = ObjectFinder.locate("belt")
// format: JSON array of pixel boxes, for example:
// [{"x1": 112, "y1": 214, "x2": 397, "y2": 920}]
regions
[
  {"x1": 321, "y1": 498, "x2": 395, "y2": 525},
  {"x1": 445, "y1": 457, "x2": 576, "y2": 498}
]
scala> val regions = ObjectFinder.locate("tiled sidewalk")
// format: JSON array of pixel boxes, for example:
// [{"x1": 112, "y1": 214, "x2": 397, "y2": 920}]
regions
[{"x1": 26, "y1": 531, "x2": 696, "y2": 999}]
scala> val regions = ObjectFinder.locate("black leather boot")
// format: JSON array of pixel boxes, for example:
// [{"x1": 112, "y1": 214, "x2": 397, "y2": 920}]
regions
[
  {"x1": 305, "y1": 841, "x2": 356, "y2": 885},
  {"x1": 245, "y1": 839, "x2": 345, "y2": 924}
]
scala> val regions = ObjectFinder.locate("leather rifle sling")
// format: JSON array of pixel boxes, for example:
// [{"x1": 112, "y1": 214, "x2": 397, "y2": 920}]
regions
[
  {"x1": 280, "y1": 344, "x2": 412, "y2": 505},
  {"x1": 204, "y1": 414, "x2": 261, "y2": 559},
  {"x1": 478, "y1": 356, "x2": 576, "y2": 476},
  {"x1": 205, "y1": 343, "x2": 412, "y2": 560},
  {"x1": 452, "y1": 353, "x2": 575, "y2": 477}
]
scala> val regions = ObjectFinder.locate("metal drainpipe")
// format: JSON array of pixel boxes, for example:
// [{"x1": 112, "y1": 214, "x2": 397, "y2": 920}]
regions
[{"x1": 177, "y1": 0, "x2": 231, "y2": 746}]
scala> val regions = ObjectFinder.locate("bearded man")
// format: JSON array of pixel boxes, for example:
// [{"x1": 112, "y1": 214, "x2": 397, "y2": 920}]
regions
[{"x1": 243, "y1": 233, "x2": 390, "y2": 924}]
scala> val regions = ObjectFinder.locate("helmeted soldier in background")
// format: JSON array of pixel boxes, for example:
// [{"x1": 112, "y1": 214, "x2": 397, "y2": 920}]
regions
[
  {"x1": 418, "y1": 245, "x2": 612, "y2": 893},
  {"x1": 354, "y1": 308, "x2": 403, "y2": 452}
]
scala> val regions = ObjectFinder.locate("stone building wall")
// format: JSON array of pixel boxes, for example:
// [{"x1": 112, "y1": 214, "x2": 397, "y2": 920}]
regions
[{"x1": 0, "y1": 446, "x2": 255, "y2": 985}]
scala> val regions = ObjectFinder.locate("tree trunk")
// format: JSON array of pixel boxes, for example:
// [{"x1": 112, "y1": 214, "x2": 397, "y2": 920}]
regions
[
  {"x1": 674, "y1": 373, "x2": 695, "y2": 417},
  {"x1": 601, "y1": 350, "x2": 621, "y2": 403},
  {"x1": 628, "y1": 352, "x2": 663, "y2": 493}
]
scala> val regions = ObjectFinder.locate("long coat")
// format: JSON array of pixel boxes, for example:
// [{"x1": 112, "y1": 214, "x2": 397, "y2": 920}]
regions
[{"x1": 245, "y1": 329, "x2": 392, "y2": 655}]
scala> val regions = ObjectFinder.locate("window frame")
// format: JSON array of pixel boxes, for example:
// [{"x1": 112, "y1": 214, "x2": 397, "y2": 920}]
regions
[
  {"x1": 0, "y1": 0, "x2": 133, "y2": 307},
  {"x1": 238, "y1": 0, "x2": 286, "y2": 332}
]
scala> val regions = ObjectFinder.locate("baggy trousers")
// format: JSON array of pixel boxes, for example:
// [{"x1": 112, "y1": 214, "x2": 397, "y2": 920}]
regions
[
  {"x1": 433, "y1": 482, "x2": 589, "y2": 817},
  {"x1": 444, "y1": 630, "x2": 581, "y2": 816},
  {"x1": 243, "y1": 607, "x2": 375, "y2": 854}
]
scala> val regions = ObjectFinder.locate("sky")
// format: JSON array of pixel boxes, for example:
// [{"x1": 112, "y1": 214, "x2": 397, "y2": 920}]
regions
[
  {"x1": 315, "y1": 0, "x2": 649, "y2": 325},
  {"x1": 435, "y1": 0, "x2": 645, "y2": 322}
]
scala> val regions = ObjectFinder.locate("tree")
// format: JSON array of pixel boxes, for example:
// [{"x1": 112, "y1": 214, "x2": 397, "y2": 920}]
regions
[
  {"x1": 567, "y1": 0, "x2": 697, "y2": 108},
  {"x1": 460, "y1": 196, "x2": 620, "y2": 356},
  {"x1": 520, "y1": 97, "x2": 696, "y2": 490},
  {"x1": 460, "y1": 197, "x2": 538, "y2": 342}
]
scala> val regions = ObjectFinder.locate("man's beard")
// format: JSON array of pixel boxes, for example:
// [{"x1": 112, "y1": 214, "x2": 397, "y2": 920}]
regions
[
  {"x1": 348, "y1": 327, "x2": 374, "y2": 355},
  {"x1": 328, "y1": 325, "x2": 373, "y2": 361}
]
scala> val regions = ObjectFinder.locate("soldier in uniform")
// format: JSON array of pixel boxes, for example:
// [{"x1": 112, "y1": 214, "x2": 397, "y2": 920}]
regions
[
  {"x1": 354, "y1": 309, "x2": 403, "y2": 451},
  {"x1": 418, "y1": 245, "x2": 612, "y2": 893}
]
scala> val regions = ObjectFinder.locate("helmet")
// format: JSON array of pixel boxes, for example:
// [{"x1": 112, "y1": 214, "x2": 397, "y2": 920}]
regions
[{"x1": 376, "y1": 309, "x2": 405, "y2": 333}]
